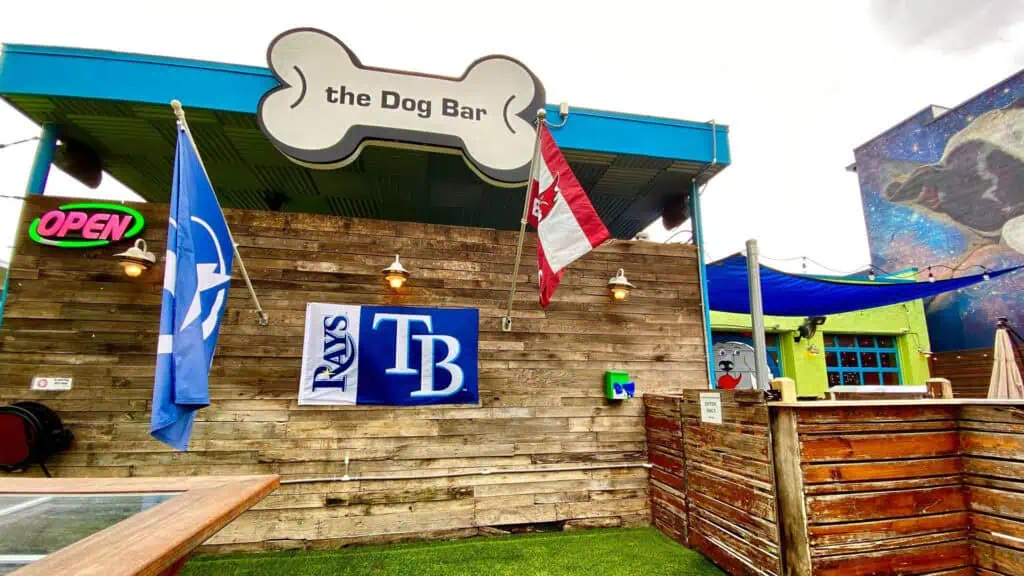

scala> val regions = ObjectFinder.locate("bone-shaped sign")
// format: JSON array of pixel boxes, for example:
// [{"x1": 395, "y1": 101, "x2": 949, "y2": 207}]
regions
[{"x1": 258, "y1": 28, "x2": 546, "y2": 186}]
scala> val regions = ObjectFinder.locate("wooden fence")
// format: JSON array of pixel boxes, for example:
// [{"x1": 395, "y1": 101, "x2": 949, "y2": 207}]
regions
[
  {"x1": 930, "y1": 346, "x2": 1024, "y2": 398},
  {"x1": 776, "y1": 404, "x2": 970, "y2": 575},
  {"x1": 647, "y1": 396, "x2": 1024, "y2": 576},
  {"x1": 1, "y1": 197, "x2": 710, "y2": 550},
  {"x1": 646, "y1": 390, "x2": 781, "y2": 576},
  {"x1": 960, "y1": 405, "x2": 1024, "y2": 575},
  {"x1": 646, "y1": 395, "x2": 687, "y2": 544}
]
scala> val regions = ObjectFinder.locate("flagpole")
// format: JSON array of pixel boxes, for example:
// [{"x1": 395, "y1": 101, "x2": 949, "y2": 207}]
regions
[
  {"x1": 502, "y1": 108, "x2": 547, "y2": 332},
  {"x1": 170, "y1": 100, "x2": 269, "y2": 327}
]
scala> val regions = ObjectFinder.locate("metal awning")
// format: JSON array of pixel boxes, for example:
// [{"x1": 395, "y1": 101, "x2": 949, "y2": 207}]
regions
[{"x1": 0, "y1": 44, "x2": 730, "y2": 239}]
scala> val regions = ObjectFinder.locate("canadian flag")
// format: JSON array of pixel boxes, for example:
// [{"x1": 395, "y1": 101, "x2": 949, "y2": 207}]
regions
[{"x1": 527, "y1": 124, "x2": 610, "y2": 307}]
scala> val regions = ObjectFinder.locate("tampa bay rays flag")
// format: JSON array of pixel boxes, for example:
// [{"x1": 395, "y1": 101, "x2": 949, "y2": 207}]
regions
[{"x1": 150, "y1": 125, "x2": 234, "y2": 450}]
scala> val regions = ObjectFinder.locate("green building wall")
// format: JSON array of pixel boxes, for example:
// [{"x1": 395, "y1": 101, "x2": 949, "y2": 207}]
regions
[{"x1": 709, "y1": 298, "x2": 932, "y2": 397}]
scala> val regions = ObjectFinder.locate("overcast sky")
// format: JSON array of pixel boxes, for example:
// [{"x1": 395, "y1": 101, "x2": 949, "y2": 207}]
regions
[{"x1": 1, "y1": 0, "x2": 1022, "y2": 273}]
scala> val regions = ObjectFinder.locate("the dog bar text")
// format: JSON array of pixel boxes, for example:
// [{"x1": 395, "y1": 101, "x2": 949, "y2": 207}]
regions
[{"x1": 324, "y1": 86, "x2": 487, "y2": 121}]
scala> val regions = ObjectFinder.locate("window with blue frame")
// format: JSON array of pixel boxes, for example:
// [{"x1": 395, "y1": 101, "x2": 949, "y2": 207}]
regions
[{"x1": 823, "y1": 334, "x2": 901, "y2": 386}]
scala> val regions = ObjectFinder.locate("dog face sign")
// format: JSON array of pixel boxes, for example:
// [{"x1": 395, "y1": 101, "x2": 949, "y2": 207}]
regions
[{"x1": 258, "y1": 28, "x2": 546, "y2": 186}]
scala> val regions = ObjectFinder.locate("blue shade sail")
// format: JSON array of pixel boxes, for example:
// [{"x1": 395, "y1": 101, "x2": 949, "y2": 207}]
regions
[{"x1": 706, "y1": 254, "x2": 1023, "y2": 317}]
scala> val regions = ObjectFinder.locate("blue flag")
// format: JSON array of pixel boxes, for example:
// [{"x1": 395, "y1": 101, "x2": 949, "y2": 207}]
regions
[{"x1": 150, "y1": 125, "x2": 234, "y2": 450}]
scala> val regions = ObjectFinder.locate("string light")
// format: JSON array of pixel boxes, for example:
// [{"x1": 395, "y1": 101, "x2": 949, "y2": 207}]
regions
[
  {"x1": 867, "y1": 266, "x2": 876, "y2": 281},
  {"x1": 927, "y1": 267, "x2": 935, "y2": 283},
  {"x1": 0, "y1": 136, "x2": 39, "y2": 150}
]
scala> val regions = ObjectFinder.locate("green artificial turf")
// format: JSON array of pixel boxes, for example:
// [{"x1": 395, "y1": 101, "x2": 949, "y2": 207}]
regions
[{"x1": 183, "y1": 527, "x2": 724, "y2": 576}]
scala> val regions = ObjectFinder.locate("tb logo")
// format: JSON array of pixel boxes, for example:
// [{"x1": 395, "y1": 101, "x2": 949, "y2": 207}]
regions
[{"x1": 372, "y1": 313, "x2": 464, "y2": 397}]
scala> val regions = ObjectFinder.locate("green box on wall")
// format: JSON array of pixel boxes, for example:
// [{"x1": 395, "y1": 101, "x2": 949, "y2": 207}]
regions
[{"x1": 605, "y1": 371, "x2": 635, "y2": 400}]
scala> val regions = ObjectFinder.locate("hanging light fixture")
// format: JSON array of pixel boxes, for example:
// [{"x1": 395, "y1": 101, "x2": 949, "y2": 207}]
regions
[
  {"x1": 114, "y1": 239, "x2": 156, "y2": 278},
  {"x1": 607, "y1": 268, "x2": 635, "y2": 301},
  {"x1": 382, "y1": 254, "x2": 410, "y2": 291}
]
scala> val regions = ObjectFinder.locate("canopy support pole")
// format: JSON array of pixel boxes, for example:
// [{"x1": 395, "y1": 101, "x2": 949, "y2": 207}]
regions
[
  {"x1": 746, "y1": 239, "x2": 769, "y2": 390},
  {"x1": 690, "y1": 179, "x2": 716, "y2": 388},
  {"x1": 26, "y1": 123, "x2": 58, "y2": 196}
]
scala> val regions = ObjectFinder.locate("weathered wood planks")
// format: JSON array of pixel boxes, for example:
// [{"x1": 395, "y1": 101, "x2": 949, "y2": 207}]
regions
[
  {"x1": 961, "y1": 405, "x2": 1024, "y2": 576},
  {"x1": 645, "y1": 394, "x2": 687, "y2": 545},
  {"x1": 768, "y1": 402, "x2": 1024, "y2": 576},
  {"x1": 931, "y1": 347, "x2": 1024, "y2": 398},
  {"x1": 788, "y1": 405, "x2": 974, "y2": 574},
  {"x1": 682, "y1": 390, "x2": 782, "y2": 576},
  {"x1": 1, "y1": 197, "x2": 709, "y2": 550}
]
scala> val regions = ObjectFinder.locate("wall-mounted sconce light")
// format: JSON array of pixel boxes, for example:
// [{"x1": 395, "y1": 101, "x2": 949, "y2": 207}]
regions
[
  {"x1": 383, "y1": 254, "x2": 410, "y2": 291},
  {"x1": 114, "y1": 239, "x2": 156, "y2": 278},
  {"x1": 607, "y1": 268, "x2": 634, "y2": 301}
]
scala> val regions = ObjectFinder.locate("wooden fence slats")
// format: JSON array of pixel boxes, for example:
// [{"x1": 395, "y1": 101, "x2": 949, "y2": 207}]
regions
[
  {"x1": 810, "y1": 540, "x2": 973, "y2": 576},
  {"x1": 646, "y1": 391, "x2": 783, "y2": 576},
  {"x1": 802, "y1": 457, "x2": 962, "y2": 484},
  {"x1": 652, "y1": 395, "x2": 1024, "y2": 575},
  {"x1": 806, "y1": 486, "x2": 967, "y2": 523},
  {"x1": 800, "y1": 431, "x2": 961, "y2": 462},
  {"x1": 930, "y1": 347, "x2": 1024, "y2": 398},
  {"x1": 785, "y1": 405, "x2": 969, "y2": 573}
]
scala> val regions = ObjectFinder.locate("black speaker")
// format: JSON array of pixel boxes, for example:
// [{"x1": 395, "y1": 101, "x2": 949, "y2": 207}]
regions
[
  {"x1": 660, "y1": 193, "x2": 690, "y2": 230},
  {"x1": 54, "y1": 138, "x2": 103, "y2": 189},
  {"x1": 0, "y1": 401, "x2": 73, "y2": 477}
]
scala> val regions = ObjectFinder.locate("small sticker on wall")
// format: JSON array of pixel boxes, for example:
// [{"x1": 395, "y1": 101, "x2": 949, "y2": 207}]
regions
[
  {"x1": 31, "y1": 377, "x2": 73, "y2": 391},
  {"x1": 699, "y1": 392, "x2": 722, "y2": 425}
]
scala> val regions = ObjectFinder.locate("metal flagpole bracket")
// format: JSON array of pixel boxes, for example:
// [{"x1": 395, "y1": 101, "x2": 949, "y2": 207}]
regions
[
  {"x1": 501, "y1": 108, "x2": 547, "y2": 332},
  {"x1": 170, "y1": 99, "x2": 270, "y2": 328}
]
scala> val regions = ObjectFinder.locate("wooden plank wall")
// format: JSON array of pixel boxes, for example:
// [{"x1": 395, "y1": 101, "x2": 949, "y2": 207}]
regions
[
  {"x1": 960, "y1": 405, "x2": 1024, "y2": 575},
  {"x1": 680, "y1": 390, "x2": 782, "y2": 576},
  {"x1": 644, "y1": 394, "x2": 687, "y2": 544},
  {"x1": 931, "y1": 347, "x2": 1024, "y2": 398},
  {"x1": 0, "y1": 197, "x2": 709, "y2": 550},
  {"x1": 787, "y1": 405, "x2": 973, "y2": 576}
]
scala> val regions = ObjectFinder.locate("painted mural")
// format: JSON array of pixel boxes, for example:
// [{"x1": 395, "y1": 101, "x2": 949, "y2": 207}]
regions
[
  {"x1": 853, "y1": 71, "x2": 1024, "y2": 351},
  {"x1": 711, "y1": 335, "x2": 777, "y2": 390}
]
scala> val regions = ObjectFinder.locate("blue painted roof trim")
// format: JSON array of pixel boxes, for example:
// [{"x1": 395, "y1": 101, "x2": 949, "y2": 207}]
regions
[{"x1": 0, "y1": 43, "x2": 730, "y2": 166}]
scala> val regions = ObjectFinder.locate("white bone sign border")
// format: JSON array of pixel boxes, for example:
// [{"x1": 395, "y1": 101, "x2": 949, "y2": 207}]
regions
[{"x1": 258, "y1": 28, "x2": 547, "y2": 186}]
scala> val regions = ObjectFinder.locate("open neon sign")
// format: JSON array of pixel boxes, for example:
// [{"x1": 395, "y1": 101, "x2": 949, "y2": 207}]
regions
[{"x1": 29, "y1": 203, "x2": 145, "y2": 248}]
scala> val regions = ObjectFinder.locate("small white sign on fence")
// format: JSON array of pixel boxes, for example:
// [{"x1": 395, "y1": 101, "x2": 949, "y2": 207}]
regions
[
  {"x1": 699, "y1": 392, "x2": 723, "y2": 425},
  {"x1": 31, "y1": 377, "x2": 73, "y2": 391}
]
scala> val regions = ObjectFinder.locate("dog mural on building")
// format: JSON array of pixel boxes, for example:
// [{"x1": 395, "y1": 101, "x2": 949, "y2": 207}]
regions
[
  {"x1": 854, "y1": 76, "x2": 1024, "y2": 351},
  {"x1": 882, "y1": 98, "x2": 1024, "y2": 255},
  {"x1": 713, "y1": 341, "x2": 774, "y2": 391}
]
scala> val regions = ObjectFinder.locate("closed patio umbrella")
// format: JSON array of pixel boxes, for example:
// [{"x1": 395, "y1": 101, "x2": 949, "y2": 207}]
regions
[{"x1": 988, "y1": 319, "x2": 1024, "y2": 400}]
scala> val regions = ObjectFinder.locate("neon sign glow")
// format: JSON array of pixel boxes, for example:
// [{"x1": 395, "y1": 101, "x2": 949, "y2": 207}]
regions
[{"x1": 29, "y1": 203, "x2": 145, "y2": 248}]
